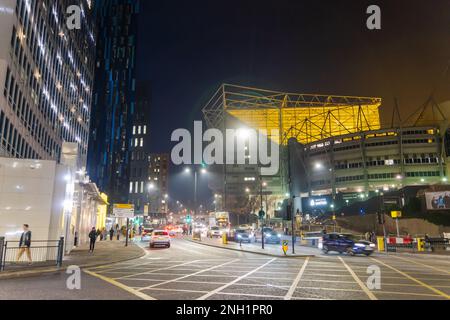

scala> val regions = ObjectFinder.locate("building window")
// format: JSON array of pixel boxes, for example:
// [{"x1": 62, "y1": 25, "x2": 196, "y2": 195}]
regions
[
  {"x1": 133, "y1": 126, "x2": 136, "y2": 135},
  {"x1": 140, "y1": 138, "x2": 143, "y2": 147},
  {"x1": 129, "y1": 182, "x2": 133, "y2": 193},
  {"x1": 143, "y1": 126, "x2": 147, "y2": 134}
]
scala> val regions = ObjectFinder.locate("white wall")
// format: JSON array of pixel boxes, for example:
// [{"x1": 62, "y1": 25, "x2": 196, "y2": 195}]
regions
[{"x1": 0, "y1": 158, "x2": 57, "y2": 242}]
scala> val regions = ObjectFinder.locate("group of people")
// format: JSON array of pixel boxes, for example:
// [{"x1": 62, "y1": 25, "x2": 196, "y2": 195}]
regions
[
  {"x1": 88, "y1": 225, "x2": 122, "y2": 253},
  {"x1": 364, "y1": 231, "x2": 377, "y2": 243}
]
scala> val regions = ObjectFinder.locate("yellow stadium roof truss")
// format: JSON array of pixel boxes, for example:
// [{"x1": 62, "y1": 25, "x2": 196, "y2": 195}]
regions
[{"x1": 203, "y1": 84, "x2": 382, "y2": 145}]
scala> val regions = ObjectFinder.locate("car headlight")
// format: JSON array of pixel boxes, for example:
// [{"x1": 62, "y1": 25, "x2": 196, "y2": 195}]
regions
[
  {"x1": 277, "y1": 234, "x2": 282, "y2": 237},
  {"x1": 237, "y1": 235, "x2": 242, "y2": 238},
  {"x1": 265, "y1": 233, "x2": 270, "y2": 237},
  {"x1": 369, "y1": 244, "x2": 376, "y2": 248},
  {"x1": 354, "y1": 243, "x2": 365, "y2": 248}
]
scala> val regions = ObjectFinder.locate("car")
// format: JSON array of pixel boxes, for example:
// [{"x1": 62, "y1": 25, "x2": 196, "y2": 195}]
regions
[
  {"x1": 141, "y1": 227, "x2": 154, "y2": 241},
  {"x1": 150, "y1": 230, "x2": 171, "y2": 248},
  {"x1": 255, "y1": 228, "x2": 282, "y2": 244},
  {"x1": 322, "y1": 233, "x2": 375, "y2": 256},
  {"x1": 230, "y1": 229, "x2": 254, "y2": 243},
  {"x1": 263, "y1": 230, "x2": 282, "y2": 244},
  {"x1": 207, "y1": 226, "x2": 222, "y2": 238}
]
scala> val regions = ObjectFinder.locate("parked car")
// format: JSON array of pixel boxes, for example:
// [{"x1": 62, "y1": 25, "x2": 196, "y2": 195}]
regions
[
  {"x1": 322, "y1": 233, "x2": 375, "y2": 256},
  {"x1": 150, "y1": 230, "x2": 171, "y2": 248}
]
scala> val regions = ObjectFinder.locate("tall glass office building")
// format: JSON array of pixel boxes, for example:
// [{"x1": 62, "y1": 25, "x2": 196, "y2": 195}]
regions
[
  {"x1": 0, "y1": 0, "x2": 96, "y2": 166},
  {"x1": 87, "y1": 0, "x2": 141, "y2": 205}
]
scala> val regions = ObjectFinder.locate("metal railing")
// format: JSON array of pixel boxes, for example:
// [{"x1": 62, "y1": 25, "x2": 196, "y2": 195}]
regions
[{"x1": 0, "y1": 237, "x2": 64, "y2": 271}]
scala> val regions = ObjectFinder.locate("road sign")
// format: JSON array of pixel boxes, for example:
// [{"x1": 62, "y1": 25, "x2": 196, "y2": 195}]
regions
[
  {"x1": 391, "y1": 211, "x2": 402, "y2": 218},
  {"x1": 112, "y1": 204, "x2": 134, "y2": 218},
  {"x1": 282, "y1": 240, "x2": 288, "y2": 255}
]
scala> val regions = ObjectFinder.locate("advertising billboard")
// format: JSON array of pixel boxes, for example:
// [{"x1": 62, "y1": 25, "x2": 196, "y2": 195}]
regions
[{"x1": 425, "y1": 192, "x2": 450, "y2": 210}]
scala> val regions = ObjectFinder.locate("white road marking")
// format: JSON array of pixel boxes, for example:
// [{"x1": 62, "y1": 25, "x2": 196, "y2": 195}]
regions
[
  {"x1": 138, "y1": 259, "x2": 240, "y2": 291},
  {"x1": 284, "y1": 257, "x2": 310, "y2": 300},
  {"x1": 197, "y1": 258, "x2": 277, "y2": 300},
  {"x1": 338, "y1": 257, "x2": 377, "y2": 300},
  {"x1": 116, "y1": 260, "x2": 200, "y2": 279}
]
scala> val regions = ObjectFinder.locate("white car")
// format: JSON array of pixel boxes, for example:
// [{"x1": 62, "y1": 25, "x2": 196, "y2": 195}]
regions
[{"x1": 150, "y1": 230, "x2": 171, "y2": 248}]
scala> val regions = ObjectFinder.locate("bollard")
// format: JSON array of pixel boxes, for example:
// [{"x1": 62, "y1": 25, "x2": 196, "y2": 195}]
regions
[
  {"x1": 416, "y1": 238, "x2": 425, "y2": 252},
  {"x1": 0, "y1": 237, "x2": 4, "y2": 271},
  {"x1": 222, "y1": 232, "x2": 227, "y2": 244},
  {"x1": 377, "y1": 237, "x2": 385, "y2": 252}
]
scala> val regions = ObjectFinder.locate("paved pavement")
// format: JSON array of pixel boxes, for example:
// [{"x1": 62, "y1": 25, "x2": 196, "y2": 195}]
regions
[
  {"x1": 1, "y1": 238, "x2": 449, "y2": 300},
  {"x1": 0, "y1": 239, "x2": 144, "y2": 279}
]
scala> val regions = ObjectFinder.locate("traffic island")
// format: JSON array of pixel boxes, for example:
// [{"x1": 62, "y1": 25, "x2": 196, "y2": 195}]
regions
[
  {"x1": 0, "y1": 240, "x2": 146, "y2": 280},
  {"x1": 186, "y1": 236, "x2": 317, "y2": 258}
]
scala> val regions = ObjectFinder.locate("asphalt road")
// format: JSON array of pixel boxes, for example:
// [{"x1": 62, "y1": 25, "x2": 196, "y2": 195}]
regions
[{"x1": 1, "y1": 238, "x2": 450, "y2": 300}]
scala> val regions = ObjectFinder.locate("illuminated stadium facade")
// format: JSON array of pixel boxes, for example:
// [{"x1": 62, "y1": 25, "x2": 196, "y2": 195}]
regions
[{"x1": 202, "y1": 84, "x2": 383, "y2": 216}]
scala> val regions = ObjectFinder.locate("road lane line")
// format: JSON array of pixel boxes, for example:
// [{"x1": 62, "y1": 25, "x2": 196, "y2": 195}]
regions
[
  {"x1": 84, "y1": 269, "x2": 156, "y2": 300},
  {"x1": 284, "y1": 257, "x2": 310, "y2": 300},
  {"x1": 370, "y1": 257, "x2": 450, "y2": 299},
  {"x1": 197, "y1": 258, "x2": 277, "y2": 300},
  {"x1": 390, "y1": 255, "x2": 450, "y2": 275},
  {"x1": 338, "y1": 257, "x2": 377, "y2": 300},
  {"x1": 138, "y1": 259, "x2": 240, "y2": 291}
]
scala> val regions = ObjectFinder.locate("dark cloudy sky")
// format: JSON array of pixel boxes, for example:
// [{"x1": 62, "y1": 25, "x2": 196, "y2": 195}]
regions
[{"x1": 136, "y1": 0, "x2": 450, "y2": 206}]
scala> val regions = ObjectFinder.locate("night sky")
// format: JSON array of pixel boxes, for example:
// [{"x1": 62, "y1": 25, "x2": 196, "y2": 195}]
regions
[{"x1": 135, "y1": 0, "x2": 450, "y2": 207}]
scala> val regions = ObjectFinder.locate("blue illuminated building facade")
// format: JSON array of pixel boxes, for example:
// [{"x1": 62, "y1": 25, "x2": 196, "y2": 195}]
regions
[{"x1": 88, "y1": 0, "x2": 141, "y2": 205}]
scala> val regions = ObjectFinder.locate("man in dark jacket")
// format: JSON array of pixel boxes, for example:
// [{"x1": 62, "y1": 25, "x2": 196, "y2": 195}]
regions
[
  {"x1": 16, "y1": 224, "x2": 32, "y2": 265},
  {"x1": 89, "y1": 227, "x2": 97, "y2": 253}
]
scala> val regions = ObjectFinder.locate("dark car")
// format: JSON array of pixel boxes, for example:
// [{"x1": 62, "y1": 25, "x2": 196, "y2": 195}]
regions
[
  {"x1": 322, "y1": 233, "x2": 375, "y2": 256},
  {"x1": 231, "y1": 229, "x2": 254, "y2": 243},
  {"x1": 255, "y1": 228, "x2": 282, "y2": 244}
]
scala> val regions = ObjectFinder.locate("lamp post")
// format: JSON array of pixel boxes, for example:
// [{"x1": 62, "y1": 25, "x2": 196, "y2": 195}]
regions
[{"x1": 185, "y1": 167, "x2": 207, "y2": 217}]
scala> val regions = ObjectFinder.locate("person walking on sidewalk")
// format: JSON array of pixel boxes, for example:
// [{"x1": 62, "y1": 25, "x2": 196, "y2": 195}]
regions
[
  {"x1": 109, "y1": 227, "x2": 114, "y2": 241},
  {"x1": 16, "y1": 224, "x2": 32, "y2": 265},
  {"x1": 89, "y1": 227, "x2": 97, "y2": 253},
  {"x1": 116, "y1": 226, "x2": 121, "y2": 241}
]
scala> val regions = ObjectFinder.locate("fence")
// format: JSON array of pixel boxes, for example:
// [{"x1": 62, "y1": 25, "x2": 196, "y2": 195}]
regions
[{"x1": 0, "y1": 237, "x2": 64, "y2": 271}]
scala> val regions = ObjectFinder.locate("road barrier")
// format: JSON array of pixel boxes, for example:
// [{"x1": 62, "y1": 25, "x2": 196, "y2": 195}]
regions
[{"x1": 0, "y1": 237, "x2": 64, "y2": 271}]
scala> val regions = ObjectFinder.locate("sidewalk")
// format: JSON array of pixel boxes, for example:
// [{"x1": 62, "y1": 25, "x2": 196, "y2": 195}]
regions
[
  {"x1": 187, "y1": 236, "x2": 318, "y2": 257},
  {"x1": 0, "y1": 239, "x2": 145, "y2": 280}
]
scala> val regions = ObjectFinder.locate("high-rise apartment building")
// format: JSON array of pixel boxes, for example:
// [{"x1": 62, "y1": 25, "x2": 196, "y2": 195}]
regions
[
  {"x1": 128, "y1": 83, "x2": 151, "y2": 214},
  {"x1": 87, "y1": 0, "x2": 140, "y2": 205},
  {"x1": 0, "y1": 0, "x2": 96, "y2": 167},
  {"x1": 147, "y1": 154, "x2": 169, "y2": 214}
]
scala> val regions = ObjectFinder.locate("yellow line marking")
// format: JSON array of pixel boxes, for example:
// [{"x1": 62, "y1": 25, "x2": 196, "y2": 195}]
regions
[
  {"x1": 390, "y1": 255, "x2": 450, "y2": 275},
  {"x1": 338, "y1": 257, "x2": 377, "y2": 300},
  {"x1": 370, "y1": 257, "x2": 450, "y2": 299},
  {"x1": 284, "y1": 257, "x2": 310, "y2": 300},
  {"x1": 84, "y1": 269, "x2": 156, "y2": 300}
]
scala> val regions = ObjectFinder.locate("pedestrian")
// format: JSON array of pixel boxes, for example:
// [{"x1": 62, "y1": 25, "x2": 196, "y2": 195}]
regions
[
  {"x1": 89, "y1": 227, "x2": 97, "y2": 253},
  {"x1": 102, "y1": 228, "x2": 107, "y2": 241},
  {"x1": 16, "y1": 224, "x2": 32, "y2": 265},
  {"x1": 109, "y1": 227, "x2": 114, "y2": 241},
  {"x1": 97, "y1": 228, "x2": 102, "y2": 241},
  {"x1": 116, "y1": 227, "x2": 121, "y2": 241}
]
